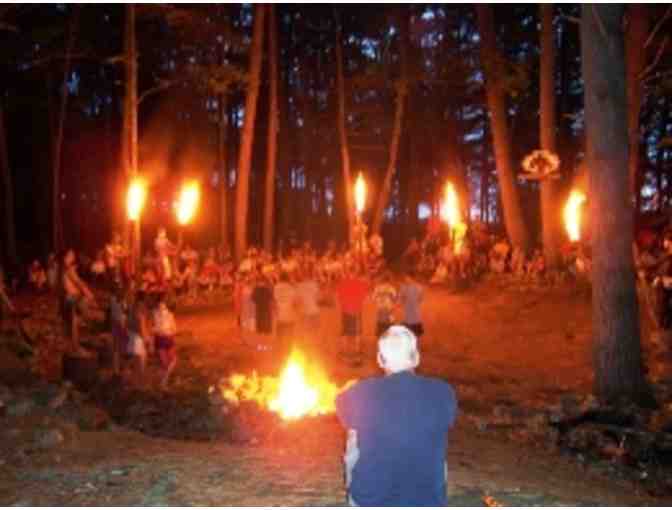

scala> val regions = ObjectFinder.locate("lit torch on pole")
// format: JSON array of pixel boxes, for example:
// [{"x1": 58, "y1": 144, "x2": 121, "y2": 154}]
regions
[
  {"x1": 126, "y1": 177, "x2": 147, "y2": 277},
  {"x1": 175, "y1": 180, "x2": 201, "y2": 247},
  {"x1": 564, "y1": 189, "x2": 586, "y2": 243},
  {"x1": 354, "y1": 173, "x2": 367, "y2": 272},
  {"x1": 440, "y1": 181, "x2": 467, "y2": 255}
]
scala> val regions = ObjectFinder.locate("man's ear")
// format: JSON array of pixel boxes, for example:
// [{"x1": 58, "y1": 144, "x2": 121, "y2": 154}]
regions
[
  {"x1": 410, "y1": 351, "x2": 420, "y2": 369},
  {"x1": 377, "y1": 352, "x2": 386, "y2": 370}
]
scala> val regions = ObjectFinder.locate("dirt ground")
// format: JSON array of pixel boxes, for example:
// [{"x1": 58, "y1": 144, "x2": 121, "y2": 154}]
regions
[{"x1": 1, "y1": 277, "x2": 666, "y2": 506}]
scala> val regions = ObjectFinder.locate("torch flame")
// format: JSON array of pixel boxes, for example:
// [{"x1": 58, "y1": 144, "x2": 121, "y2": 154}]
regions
[
  {"x1": 354, "y1": 173, "x2": 366, "y2": 214},
  {"x1": 220, "y1": 350, "x2": 353, "y2": 421},
  {"x1": 440, "y1": 182, "x2": 461, "y2": 228},
  {"x1": 564, "y1": 190, "x2": 586, "y2": 242},
  {"x1": 176, "y1": 181, "x2": 201, "y2": 226},
  {"x1": 127, "y1": 177, "x2": 147, "y2": 221}
]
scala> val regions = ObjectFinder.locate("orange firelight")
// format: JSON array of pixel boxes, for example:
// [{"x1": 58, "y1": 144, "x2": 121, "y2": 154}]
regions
[
  {"x1": 564, "y1": 189, "x2": 586, "y2": 242},
  {"x1": 220, "y1": 350, "x2": 353, "y2": 420},
  {"x1": 176, "y1": 181, "x2": 201, "y2": 226},
  {"x1": 354, "y1": 173, "x2": 366, "y2": 215},
  {"x1": 440, "y1": 181, "x2": 461, "y2": 228},
  {"x1": 126, "y1": 177, "x2": 147, "y2": 221}
]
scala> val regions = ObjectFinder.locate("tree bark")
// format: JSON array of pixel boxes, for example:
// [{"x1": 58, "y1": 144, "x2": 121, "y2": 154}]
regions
[
  {"x1": 540, "y1": 4, "x2": 562, "y2": 268},
  {"x1": 581, "y1": 4, "x2": 650, "y2": 404},
  {"x1": 234, "y1": 4, "x2": 266, "y2": 261},
  {"x1": 53, "y1": 7, "x2": 79, "y2": 252},
  {"x1": 263, "y1": 5, "x2": 278, "y2": 253},
  {"x1": 372, "y1": 11, "x2": 408, "y2": 236},
  {"x1": 476, "y1": 5, "x2": 531, "y2": 252},
  {"x1": 123, "y1": 4, "x2": 139, "y2": 275},
  {"x1": 625, "y1": 5, "x2": 649, "y2": 203},
  {"x1": 335, "y1": 13, "x2": 355, "y2": 241},
  {"x1": 0, "y1": 100, "x2": 17, "y2": 265}
]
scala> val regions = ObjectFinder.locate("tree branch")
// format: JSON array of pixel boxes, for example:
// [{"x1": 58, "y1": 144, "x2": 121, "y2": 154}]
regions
[
  {"x1": 645, "y1": 5, "x2": 672, "y2": 48},
  {"x1": 138, "y1": 80, "x2": 177, "y2": 105},
  {"x1": 639, "y1": 35, "x2": 669, "y2": 80}
]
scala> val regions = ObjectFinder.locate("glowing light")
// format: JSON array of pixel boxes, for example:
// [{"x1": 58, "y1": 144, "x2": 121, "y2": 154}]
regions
[
  {"x1": 564, "y1": 190, "x2": 587, "y2": 242},
  {"x1": 354, "y1": 173, "x2": 366, "y2": 214},
  {"x1": 440, "y1": 181, "x2": 468, "y2": 254},
  {"x1": 220, "y1": 350, "x2": 353, "y2": 421},
  {"x1": 440, "y1": 181, "x2": 461, "y2": 228},
  {"x1": 126, "y1": 177, "x2": 147, "y2": 221},
  {"x1": 176, "y1": 181, "x2": 201, "y2": 226}
]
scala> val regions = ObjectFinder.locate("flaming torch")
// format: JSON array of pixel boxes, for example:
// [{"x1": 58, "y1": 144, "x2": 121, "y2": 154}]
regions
[
  {"x1": 564, "y1": 190, "x2": 586, "y2": 242},
  {"x1": 126, "y1": 177, "x2": 147, "y2": 276},
  {"x1": 440, "y1": 181, "x2": 467, "y2": 254},
  {"x1": 175, "y1": 180, "x2": 201, "y2": 246},
  {"x1": 353, "y1": 173, "x2": 367, "y2": 270}
]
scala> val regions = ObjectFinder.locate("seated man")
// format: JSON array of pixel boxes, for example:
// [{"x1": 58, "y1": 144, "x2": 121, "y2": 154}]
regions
[{"x1": 336, "y1": 326, "x2": 458, "y2": 506}]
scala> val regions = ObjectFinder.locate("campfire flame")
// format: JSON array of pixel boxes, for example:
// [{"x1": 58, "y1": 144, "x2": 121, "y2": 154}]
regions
[
  {"x1": 220, "y1": 350, "x2": 353, "y2": 420},
  {"x1": 127, "y1": 177, "x2": 147, "y2": 221},
  {"x1": 354, "y1": 173, "x2": 366, "y2": 214},
  {"x1": 176, "y1": 181, "x2": 201, "y2": 226},
  {"x1": 440, "y1": 182, "x2": 461, "y2": 228},
  {"x1": 564, "y1": 190, "x2": 586, "y2": 242}
]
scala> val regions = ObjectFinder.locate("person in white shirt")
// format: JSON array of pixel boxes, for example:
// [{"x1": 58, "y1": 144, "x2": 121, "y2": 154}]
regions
[
  {"x1": 297, "y1": 267, "x2": 321, "y2": 335},
  {"x1": 273, "y1": 272, "x2": 298, "y2": 356}
]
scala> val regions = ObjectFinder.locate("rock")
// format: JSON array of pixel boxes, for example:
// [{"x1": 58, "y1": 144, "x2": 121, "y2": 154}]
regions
[
  {"x1": 7, "y1": 398, "x2": 35, "y2": 417},
  {"x1": 35, "y1": 428, "x2": 65, "y2": 448}
]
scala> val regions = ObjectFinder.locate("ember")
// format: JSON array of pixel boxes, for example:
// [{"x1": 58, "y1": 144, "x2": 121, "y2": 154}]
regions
[
  {"x1": 219, "y1": 350, "x2": 353, "y2": 420},
  {"x1": 564, "y1": 190, "x2": 586, "y2": 242}
]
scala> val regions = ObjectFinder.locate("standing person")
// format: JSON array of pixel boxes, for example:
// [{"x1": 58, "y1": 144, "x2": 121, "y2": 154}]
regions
[
  {"x1": 61, "y1": 250, "x2": 96, "y2": 351},
  {"x1": 273, "y1": 272, "x2": 298, "y2": 357},
  {"x1": 252, "y1": 274, "x2": 274, "y2": 350},
  {"x1": 336, "y1": 269, "x2": 369, "y2": 363},
  {"x1": 399, "y1": 270, "x2": 424, "y2": 342},
  {"x1": 239, "y1": 273, "x2": 256, "y2": 346},
  {"x1": 109, "y1": 287, "x2": 128, "y2": 375},
  {"x1": 296, "y1": 267, "x2": 321, "y2": 340},
  {"x1": 336, "y1": 325, "x2": 458, "y2": 506},
  {"x1": 372, "y1": 272, "x2": 398, "y2": 337},
  {"x1": 152, "y1": 299, "x2": 178, "y2": 388},
  {"x1": 126, "y1": 292, "x2": 152, "y2": 384}
]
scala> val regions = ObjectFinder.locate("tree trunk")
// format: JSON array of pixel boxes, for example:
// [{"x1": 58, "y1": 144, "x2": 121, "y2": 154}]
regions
[
  {"x1": 124, "y1": 4, "x2": 139, "y2": 275},
  {"x1": 263, "y1": 5, "x2": 278, "y2": 253},
  {"x1": 53, "y1": 7, "x2": 79, "y2": 252},
  {"x1": 217, "y1": 47, "x2": 229, "y2": 249},
  {"x1": 581, "y1": 4, "x2": 650, "y2": 404},
  {"x1": 540, "y1": 4, "x2": 562, "y2": 268},
  {"x1": 234, "y1": 4, "x2": 266, "y2": 261},
  {"x1": 335, "y1": 14, "x2": 355, "y2": 241},
  {"x1": 476, "y1": 5, "x2": 531, "y2": 252},
  {"x1": 0, "y1": 100, "x2": 17, "y2": 265},
  {"x1": 625, "y1": 5, "x2": 649, "y2": 200},
  {"x1": 372, "y1": 11, "x2": 408, "y2": 236}
]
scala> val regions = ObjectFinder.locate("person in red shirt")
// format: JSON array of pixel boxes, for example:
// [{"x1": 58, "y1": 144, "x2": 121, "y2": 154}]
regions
[{"x1": 336, "y1": 268, "x2": 369, "y2": 364}]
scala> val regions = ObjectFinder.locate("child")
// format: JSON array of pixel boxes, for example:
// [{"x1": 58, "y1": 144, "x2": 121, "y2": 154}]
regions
[
  {"x1": 126, "y1": 292, "x2": 151, "y2": 385},
  {"x1": 153, "y1": 299, "x2": 177, "y2": 388},
  {"x1": 372, "y1": 273, "x2": 398, "y2": 337}
]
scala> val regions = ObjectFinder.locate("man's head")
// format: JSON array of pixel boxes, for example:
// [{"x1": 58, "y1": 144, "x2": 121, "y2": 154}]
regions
[{"x1": 377, "y1": 325, "x2": 420, "y2": 374}]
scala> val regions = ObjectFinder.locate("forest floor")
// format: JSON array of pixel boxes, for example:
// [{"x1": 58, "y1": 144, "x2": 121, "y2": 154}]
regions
[{"x1": 1, "y1": 276, "x2": 669, "y2": 506}]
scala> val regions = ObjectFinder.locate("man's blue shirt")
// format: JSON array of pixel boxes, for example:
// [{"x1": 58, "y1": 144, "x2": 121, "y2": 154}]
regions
[{"x1": 336, "y1": 371, "x2": 458, "y2": 507}]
